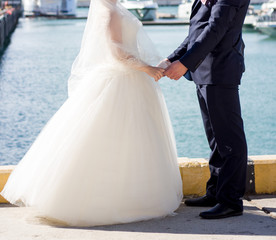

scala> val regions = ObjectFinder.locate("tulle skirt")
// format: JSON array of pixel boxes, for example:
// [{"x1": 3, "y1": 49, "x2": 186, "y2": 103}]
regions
[{"x1": 1, "y1": 66, "x2": 183, "y2": 226}]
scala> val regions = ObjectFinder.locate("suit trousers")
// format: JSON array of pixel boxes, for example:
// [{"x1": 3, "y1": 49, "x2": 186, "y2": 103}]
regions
[{"x1": 196, "y1": 84, "x2": 247, "y2": 211}]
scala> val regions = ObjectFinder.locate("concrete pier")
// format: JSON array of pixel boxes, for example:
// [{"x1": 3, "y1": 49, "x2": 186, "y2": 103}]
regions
[
  {"x1": 0, "y1": 156, "x2": 275, "y2": 239},
  {"x1": 0, "y1": 7, "x2": 21, "y2": 54},
  {"x1": 0, "y1": 196, "x2": 276, "y2": 240}
]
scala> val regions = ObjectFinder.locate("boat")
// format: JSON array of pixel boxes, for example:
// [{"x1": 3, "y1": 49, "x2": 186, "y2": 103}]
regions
[
  {"x1": 23, "y1": 0, "x2": 40, "y2": 15},
  {"x1": 244, "y1": 5, "x2": 259, "y2": 28},
  {"x1": 120, "y1": 0, "x2": 158, "y2": 21},
  {"x1": 177, "y1": 0, "x2": 193, "y2": 23},
  {"x1": 255, "y1": 0, "x2": 276, "y2": 37},
  {"x1": 23, "y1": 0, "x2": 76, "y2": 16},
  {"x1": 77, "y1": 0, "x2": 158, "y2": 21},
  {"x1": 261, "y1": 0, "x2": 276, "y2": 11},
  {"x1": 178, "y1": 1, "x2": 260, "y2": 27}
]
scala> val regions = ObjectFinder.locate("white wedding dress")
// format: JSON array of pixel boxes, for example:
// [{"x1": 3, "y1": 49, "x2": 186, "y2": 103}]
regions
[{"x1": 1, "y1": 0, "x2": 182, "y2": 227}]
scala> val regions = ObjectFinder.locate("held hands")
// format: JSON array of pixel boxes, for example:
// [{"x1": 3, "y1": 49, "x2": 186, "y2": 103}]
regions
[
  {"x1": 164, "y1": 60, "x2": 188, "y2": 81},
  {"x1": 144, "y1": 66, "x2": 165, "y2": 82},
  {"x1": 143, "y1": 59, "x2": 188, "y2": 82}
]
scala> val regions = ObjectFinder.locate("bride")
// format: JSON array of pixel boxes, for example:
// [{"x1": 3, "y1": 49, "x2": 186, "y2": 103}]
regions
[{"x1": 1, "y1": 0, "x2": 182, "y2": 227}]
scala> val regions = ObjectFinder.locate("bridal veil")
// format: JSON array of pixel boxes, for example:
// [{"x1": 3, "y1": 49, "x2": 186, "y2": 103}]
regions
[{"x1": 68, "y1": 0, "x2": 161, "y2": 96}]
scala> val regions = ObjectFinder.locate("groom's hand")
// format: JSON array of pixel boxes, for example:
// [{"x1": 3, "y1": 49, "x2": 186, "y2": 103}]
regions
[{"x1": 164, "y1": 60, "x2": 188, "y2": 81}]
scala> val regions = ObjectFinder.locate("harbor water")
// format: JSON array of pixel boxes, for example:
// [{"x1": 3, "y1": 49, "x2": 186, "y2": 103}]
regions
[{"x1": 0, "y1": 8, "x2": 276, "y2": 165}]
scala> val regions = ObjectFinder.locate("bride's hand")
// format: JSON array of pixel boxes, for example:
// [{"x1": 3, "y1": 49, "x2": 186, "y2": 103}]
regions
[
  {"x1": 143, "y1": 66, "x2": 165, "y2": 82},
  {"x1": 157, "y1": 58, "x2": 171, "y2": 69}
]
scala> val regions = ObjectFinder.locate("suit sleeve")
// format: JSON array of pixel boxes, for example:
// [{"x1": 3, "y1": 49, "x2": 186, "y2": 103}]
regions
[
  {"x1": 179, "y1": 0, "x2": 241, "y2": 72},
  {"x1": 167, "y1": 36, "x2": 189, "y2": 62}
]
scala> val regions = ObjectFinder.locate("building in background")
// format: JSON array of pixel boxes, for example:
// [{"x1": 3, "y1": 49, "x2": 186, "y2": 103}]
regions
[{"x1": 23, "y1": 0, "x2": 76, "y2": 16}]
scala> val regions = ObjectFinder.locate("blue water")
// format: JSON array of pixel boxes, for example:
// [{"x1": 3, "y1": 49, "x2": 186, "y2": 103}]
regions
[{"x1": 0, "y1": 9, "x2": 276, "y2": 165}]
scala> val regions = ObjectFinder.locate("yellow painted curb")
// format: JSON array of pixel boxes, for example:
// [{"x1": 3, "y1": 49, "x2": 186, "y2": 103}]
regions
[
  {"x1": 0, "y1": 166, "x2": 15, "y2": 203},
  {"x1": 1, "y1": 155, "x2": 276, "y2": 203},
  {"x1": 249, "y1": 155, "x2": 276, "y2": 194},
  {"x1": 178, "y1": 157, "x2": 209, "y2": 196}
]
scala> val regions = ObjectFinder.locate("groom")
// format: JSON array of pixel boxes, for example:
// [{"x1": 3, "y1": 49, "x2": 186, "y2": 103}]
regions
[{"x1": 159, "y1": 0, "x2": 249, "y2": 219}]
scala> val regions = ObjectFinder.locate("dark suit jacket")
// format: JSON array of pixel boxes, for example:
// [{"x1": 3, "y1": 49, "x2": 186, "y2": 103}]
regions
[{"x1": 168, "y1": 0, "x2": 250, "y2": 85}]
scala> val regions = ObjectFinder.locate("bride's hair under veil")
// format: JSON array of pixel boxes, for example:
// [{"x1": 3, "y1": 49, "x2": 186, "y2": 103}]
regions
[{"x1": 68, "y1": 0, "x2": 162, "y2": 97}]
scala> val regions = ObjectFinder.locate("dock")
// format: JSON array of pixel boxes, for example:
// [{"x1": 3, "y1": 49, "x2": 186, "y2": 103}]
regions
[
  {"x1": 26, "y1": 14, "x2": 190, "y2": 25},
  {"x1": 143, "y1": 20, "x2": 189, "y2": 25},
  {"x1": 0, "y1": 6, "x2": 21, "y2": 54}
]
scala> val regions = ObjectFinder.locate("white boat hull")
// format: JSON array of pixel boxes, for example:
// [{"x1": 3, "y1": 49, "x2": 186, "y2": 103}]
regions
[
  {"x1": 76, "y1": 0, "x2": 157, "y2": 20},
  {"x1": 128, "y1": 8, "x2": 157, "y2": 21},
  {"x1": 121, "y1": 1, "x2": 158, "y2": 21},
  {"x1": 244, "y1": 15, "x2": 257, "y2": 28},
  {"x1": 256, "y1": 21, "x2": 276, "y2": 37},
  {"x1": 261, "y1": 0, "x2": 276, "y2": 11}
]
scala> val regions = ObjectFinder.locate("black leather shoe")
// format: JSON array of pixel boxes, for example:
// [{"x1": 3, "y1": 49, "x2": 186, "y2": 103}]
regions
[
  {"x1": 185, "y1": 195, "x2": 218, "y2": 207},
  {"x1": 199, "y1": 203, "x2": 243, "y2": 219}
]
